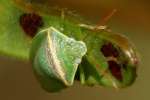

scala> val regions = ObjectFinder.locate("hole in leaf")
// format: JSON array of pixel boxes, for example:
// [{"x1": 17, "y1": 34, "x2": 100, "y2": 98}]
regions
[
  {"x1": 19, "y1": 13, "x2": 43, "y2": 37},
  {"x1": 108, "y1": 60, "x2": 123, "y2": 81}
]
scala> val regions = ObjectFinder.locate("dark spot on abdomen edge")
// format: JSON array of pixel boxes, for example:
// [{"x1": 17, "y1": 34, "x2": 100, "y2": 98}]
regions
[
  {"x1": 108, "y1": 60, "x2": 123, "y2": 81},
  {"x1": 19, "y1": 13, "x2": 43, "y2": 37},
  {"x1": 101, "y1": 42, "x2": 119, "y2": 57}
]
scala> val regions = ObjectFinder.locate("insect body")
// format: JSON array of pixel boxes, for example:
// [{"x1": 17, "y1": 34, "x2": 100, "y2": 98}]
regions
[
  {"x1": 8, "y1": 0, "x2": 139, "y2": 92},
  {"x1": 29, "y1": 11, "x2": 139, "y2": 91}
]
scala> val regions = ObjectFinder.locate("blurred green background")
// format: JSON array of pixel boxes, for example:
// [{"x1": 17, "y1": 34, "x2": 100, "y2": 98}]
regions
[{"x1": 0, "y1": 0, "x2": 149, "y2": 100}]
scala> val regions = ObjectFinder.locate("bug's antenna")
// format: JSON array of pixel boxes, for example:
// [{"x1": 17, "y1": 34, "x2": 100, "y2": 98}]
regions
[
  {"x1": 79, "y1": 9, "x2": 117, "y2": 30},
  {"x1": 97, "y1": 9, "x2": 117, "y2": 26}
]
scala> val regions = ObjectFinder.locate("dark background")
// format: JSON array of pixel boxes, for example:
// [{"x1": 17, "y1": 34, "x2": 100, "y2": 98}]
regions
[{"x1": 0, "y1": 0, "x2": 150, "y2": 100}]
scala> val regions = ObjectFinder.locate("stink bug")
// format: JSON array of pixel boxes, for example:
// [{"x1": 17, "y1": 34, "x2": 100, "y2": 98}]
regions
[{"x1": 1, "y1": 0, "x2": 139, "y2": 92}]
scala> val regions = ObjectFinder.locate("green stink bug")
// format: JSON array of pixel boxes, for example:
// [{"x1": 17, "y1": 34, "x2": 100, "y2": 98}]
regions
[
  {"x1": 29, "y1": 10, "x2": 139, "y2": 91},
  {"x1": 0, "y1": 0, "x2": 139, "y2": 92}
]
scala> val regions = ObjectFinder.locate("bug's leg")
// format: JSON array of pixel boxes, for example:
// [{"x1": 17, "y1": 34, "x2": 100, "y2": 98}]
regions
[
  {"x1": 61, "y1": 9, "x2": 65, "y2": 19},
  {"x1": 60, "y1": 8, "x2": 68, "y2": 19},
  {"x1": 78, "y1": 22, "x2": 107, "y2": 31},
  {"x1": 100, "y1": 58, "x2": 120, "y2": 89},
  {"x1": 79, "y1": 24, "x2": 96, "y2": 30},
  {"x1": 59, "y1": 8, "x2": 71, "y2": 32},
  {"x1": 79, "y1": 66, "x2": 86, "y2": 84}
]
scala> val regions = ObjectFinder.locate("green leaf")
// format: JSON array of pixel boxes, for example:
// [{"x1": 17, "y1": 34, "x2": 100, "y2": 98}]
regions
[
  {"x1": 30, "y1": 27, "x2": 87, "y2": 92},
  {"x1": 0, "y1": 0, "x2": 31, "y2": 60},
  {"x1": 0, "y1": 0, "x2": 85, "y2": 60}
]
